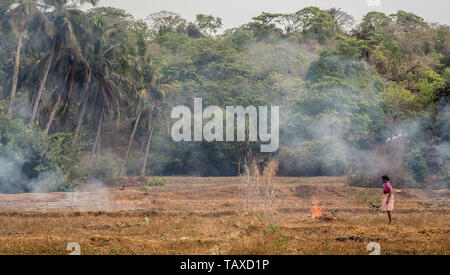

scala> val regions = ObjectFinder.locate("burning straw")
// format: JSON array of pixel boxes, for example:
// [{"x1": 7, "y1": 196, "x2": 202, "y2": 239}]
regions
[{"x1": 310, "y1": 196, "x2": 336, "y2": 222}]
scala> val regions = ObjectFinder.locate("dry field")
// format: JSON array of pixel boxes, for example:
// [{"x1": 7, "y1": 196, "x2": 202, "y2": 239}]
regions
[{"x1": 0, "y1": 176, "x2": 449, "y2": 255}]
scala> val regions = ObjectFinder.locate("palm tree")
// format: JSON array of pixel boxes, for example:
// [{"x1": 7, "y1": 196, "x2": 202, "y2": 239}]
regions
[
  {"x1": 141, "y1": 102, "x2": 159, "y2": 176},
  {"x1": 85, "y1": 41, "x2": 125, "y2": 162},
  {"x1": 0, "y1": 0, "x2": 53, "y2": 118},
  {"x1": 120, "y1": 88, "x2": 148, "y2": 175},
  {"x1": 118, "y1": 49, "x2": 157, "y2": 175},
  {"x1": 30, "y1": 0, "x2": 98, "y2": 122},
  {"x1": 74, "y1": 9, "x2": 136, "y2": 137},
  {"x1": 87, "y1": 74, "x2": 122, "y2": 163},
  {"x1": 43, "y1": 43, "x2": 89, "y2": 134},
  {"x1": 140, "y1": 66, "x2": 178, "y2": 176}
]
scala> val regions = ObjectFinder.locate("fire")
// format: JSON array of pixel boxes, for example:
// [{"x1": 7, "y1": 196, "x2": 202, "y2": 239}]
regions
[
  {"x1": 310, "y1": 197, "x2": 324, "y2": 219},
  {"x1": 310, "y1": 197, "x2": 335, "y2": 221}
]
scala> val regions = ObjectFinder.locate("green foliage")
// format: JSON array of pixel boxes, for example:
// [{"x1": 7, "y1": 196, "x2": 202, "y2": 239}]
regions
[
  {"x1": 0, "y1": 115, "x2": 80, "y2": 193},
  {"x1": 306, "y1": 52, "x2": 369, "y2": 85},
  {"x1": 295, "y1": 7, "x2": 338, "y2": 43},
  {"x1": 263, "y1": 223, "x2": 280, "y2": 234},
  {"x1": 416, "y1": 70, "x2": 445, "y2": 106},
  {"x1": 390, "y1": 10, "x2": 428, "y2": 28},
  {"x1": 278, "y1": 139, "x2": 348, "y2": 177},
  {"x1": 195, "y1": 14, "x2": 222, "y2": 36},
  {"x1": 248, "y1": 12, "x2": 283, "y2": 40},
  {"x1": 407, "y1": 149, "x2": 428, "y2": 183},
  {"x1": 0, "y1": 4, "x2": 448, "y2": 191},
  {"x1": 357, "y1": 11, "x2": 392, "y2": 40},
  {"x1": 146, "y1": 176, "x2": 168, "y2": 186},
  {"x1": 370, "y1": 38, "x2": 405, "y2": 78},
  {"x1": 263, "y1": 224, "x2": 288, "y2": 248},
  {"x1": 140, "y1": 176, "x2": 168, "y2": 193},
  {"x1": 48, "y1": 132, "x2": 84, "y2": 180},
  {"x1": 381, "y1": 87, "x2": 418, "y2": 120},
  {"x1": 333, "y1": 38, "x2": 370, "y2": 59},
  {"x1": 87, "y1": 157, "x2": 120, "y2": 184}
]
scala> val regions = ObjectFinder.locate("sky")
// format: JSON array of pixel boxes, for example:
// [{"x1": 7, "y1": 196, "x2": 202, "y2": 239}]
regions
[{"x1": 82, "y1": 0, "x2": 450, "y2": 30}]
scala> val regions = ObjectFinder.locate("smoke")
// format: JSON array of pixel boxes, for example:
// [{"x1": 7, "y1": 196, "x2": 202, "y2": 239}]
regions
[
  {"x1": 0, "y1": 153, "x2": 28, "y2": 194},
  {"x1": 1, "y1": 7, "x2": 447, "y2": 191},
  {"x1": 269, "y1": 45, "x2": 450, "y2": 189},
  {"x1": 0, "y1": 149, "x2": 68, "y2": 194},
  {"x1": 68, "y1": 179, "x2": 114, "y2": 211},
  {"x1": 30, "y1": 170, "x2": 67, "y2": 193}
]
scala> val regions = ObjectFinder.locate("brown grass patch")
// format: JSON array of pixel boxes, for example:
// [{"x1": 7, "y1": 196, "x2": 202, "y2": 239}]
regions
[{"x1": 0, "y1": 176, "x2": 448, "y2": 255}]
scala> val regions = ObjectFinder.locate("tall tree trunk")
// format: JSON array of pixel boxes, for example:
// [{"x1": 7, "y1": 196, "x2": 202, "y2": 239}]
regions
[
  {"x1": 75, "y1": 85, "x2": 91, "y2": 136},
  {"x1": 44, "y1": 92, "x2": 62, "y2": 135},
  {"x1": 141, "y1": 121, "x2": 156, "y2": 176},
  {"x1": 62, "y1": 72, "x2": 75, "y2": 131},
  {"x1": 7, "y1": 25, "x2": 24, "y2": 118},
  {"x1": 45, "y1": 67, "x2": 70, "y2": 135},
  {"x1": 62, "y1": 76, "x2": 74, "y2": 114},
  {"x1": 96, "y1": 135, "x2": 101, "y2": 161},
  {"x1": 31, "y1": 39, "x2": 56, "y2": 122},
  {"x1": 120, "y1": 111, "x2": 141, "y2": 176},
  {"x1": 91, "y1": 106, "x2": 105, "y2": 163}
]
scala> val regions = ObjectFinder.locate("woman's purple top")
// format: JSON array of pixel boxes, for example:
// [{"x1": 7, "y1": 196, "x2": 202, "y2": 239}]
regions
[{"x1": 383, "y1": 182, "x2": 392, "y2": 193}]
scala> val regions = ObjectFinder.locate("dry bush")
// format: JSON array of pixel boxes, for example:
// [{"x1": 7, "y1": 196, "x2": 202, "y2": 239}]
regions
[
  {"x1": 263, "y1": 161, "x2": 278, "y2": 206},
  {"x1": 239, "y1": 161, "x2": 279, "y2": 211}
]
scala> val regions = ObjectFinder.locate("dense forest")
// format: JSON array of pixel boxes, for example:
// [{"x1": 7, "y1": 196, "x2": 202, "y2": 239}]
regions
[{"x1": 0, "y1": 0, "x2": 448, "y2": 193}]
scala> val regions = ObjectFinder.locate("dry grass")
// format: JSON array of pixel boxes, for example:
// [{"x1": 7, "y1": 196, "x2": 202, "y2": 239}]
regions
[
  {"x1": 239, "y1": 161, "x2": 278, "y2": 211},
  {"x1": 0, "y1": 176, "x2": 449, "y2": 255}
]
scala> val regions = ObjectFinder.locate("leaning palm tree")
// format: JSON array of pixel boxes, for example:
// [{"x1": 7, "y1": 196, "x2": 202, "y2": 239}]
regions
[
  {"x1": 140, "y1": 101, "x2": 159, "y2": 176},
  {"x1": 0, "y1": 0, "x2": 53, "y2": 118},
  {"x1": 119, "y1": 88, "x2": 148, "y2": 175},
  {"x1": 140, "y1": 66, "x2": 178, "y2": 176},
  {"x1": 118, "y1": 50, "x2": 157, "y2": 175}
]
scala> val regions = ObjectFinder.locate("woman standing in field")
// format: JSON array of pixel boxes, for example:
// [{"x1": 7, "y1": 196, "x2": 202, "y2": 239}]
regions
[{"x1": 380, "y1": 175, "x2": 394, "y2": 224}]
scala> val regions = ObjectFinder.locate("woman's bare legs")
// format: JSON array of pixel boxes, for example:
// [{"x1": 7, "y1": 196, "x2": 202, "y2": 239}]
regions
[{"x1": 387, "y1": 211, "x2": 392, "y2": 224}]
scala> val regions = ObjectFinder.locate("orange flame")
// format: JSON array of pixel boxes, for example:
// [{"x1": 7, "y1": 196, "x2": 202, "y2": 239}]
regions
[{"x1": 310, "y1": 196, "x2": 334, "y2": 221}]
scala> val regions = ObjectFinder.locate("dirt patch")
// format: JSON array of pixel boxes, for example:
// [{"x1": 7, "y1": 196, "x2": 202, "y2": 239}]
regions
[{"x1": 0, "y1": 176, "x2": 448, "y2": 255}]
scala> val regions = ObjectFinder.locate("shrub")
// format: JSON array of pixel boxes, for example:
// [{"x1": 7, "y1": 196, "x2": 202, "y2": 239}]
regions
[
  {"x1": 140, "y1": 177, "x2": 168, "y2": 194},
  {"x1": 0, "y1": 115, "x2": 80, "y2": 193},
  {"x1": 146, "y1": 176, "x2": 168, "y2": 186},
  {"x1": 87, "y1": 157, "x2": 120, "y2": 184},
  {"x1": 48, "y1": 132, "x2": 84, "y2": 181}
]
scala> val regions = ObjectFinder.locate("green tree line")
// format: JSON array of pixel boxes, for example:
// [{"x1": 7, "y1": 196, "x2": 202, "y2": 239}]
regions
[{"x1": 0, "y1": 1, "x2": 448, "y2": 192}]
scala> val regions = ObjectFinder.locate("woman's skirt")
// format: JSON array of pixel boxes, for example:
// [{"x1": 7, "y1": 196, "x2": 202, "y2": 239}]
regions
[{"x1": 380, "y1": 193, "x2": 394, "y2": 212}]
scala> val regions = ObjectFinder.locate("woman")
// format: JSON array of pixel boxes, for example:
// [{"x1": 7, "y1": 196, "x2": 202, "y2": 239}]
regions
[{"x1": 380, "y1": 175, "x2": 394, "y2": 224}]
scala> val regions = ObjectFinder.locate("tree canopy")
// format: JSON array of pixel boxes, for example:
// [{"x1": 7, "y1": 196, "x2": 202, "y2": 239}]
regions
[{"x1": 0, "y1": 3, "x2": 448, "y2": 192}]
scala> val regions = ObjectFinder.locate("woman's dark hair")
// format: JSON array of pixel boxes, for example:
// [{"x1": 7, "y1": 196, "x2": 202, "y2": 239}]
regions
[{"x1": 382, "y1": 175, "x2": 389, "y2": 181}]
